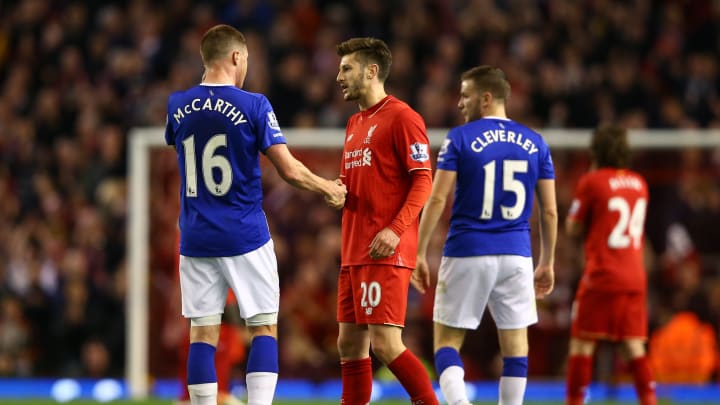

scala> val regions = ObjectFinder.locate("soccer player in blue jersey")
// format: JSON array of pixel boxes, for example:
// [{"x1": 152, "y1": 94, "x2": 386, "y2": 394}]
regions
[
  {"x1": 415, "y1": 65, "x2": 557, "y2": 405},
  {"x1": 165, "y1": 25, "x2": 347, "y2": 405}
]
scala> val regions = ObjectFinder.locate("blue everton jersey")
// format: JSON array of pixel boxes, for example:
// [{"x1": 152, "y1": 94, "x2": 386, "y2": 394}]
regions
[
  {"x1": 437, "y1": 117, "x2": 554, "y2": 257},
  {"x1": 165, "y1": 84, "x2": 286, "y2": 257}
]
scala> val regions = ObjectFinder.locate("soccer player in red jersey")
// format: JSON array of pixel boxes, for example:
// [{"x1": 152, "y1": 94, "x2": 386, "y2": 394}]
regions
[
  {"x1": 334, "y1": 37, "x2": 438, "y2": 405},
  {"x1": 565, "y1": 126, "x2": 657, "y2": 405}
]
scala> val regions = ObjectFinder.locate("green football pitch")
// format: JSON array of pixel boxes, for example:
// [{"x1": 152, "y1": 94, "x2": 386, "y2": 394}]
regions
[{"x1": 0, "y1": 400, "x2": 691, "y2": 405}]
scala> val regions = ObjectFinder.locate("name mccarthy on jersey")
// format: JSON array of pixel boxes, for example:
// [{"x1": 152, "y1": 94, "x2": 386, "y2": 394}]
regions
[
  {"x1": 470, "y1": 129, "x2": 539, "y2": 154},
  {"x1": 171, "y1": 97, "x2": 249, "y2": 126}
]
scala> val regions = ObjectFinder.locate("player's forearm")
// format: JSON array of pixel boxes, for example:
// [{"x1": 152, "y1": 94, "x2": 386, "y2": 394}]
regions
[
  {"x1": 417, "y1": 195, "x2": 445, "y2": 256},
  {"x1": 538, "y1": 208, "x2": 558, "y2": 266},
  {"x1": 282, "y1": 159, "x2": 333, "y2": 194},
  {"x1": 388, "y1": 170, "x2": 432, "y2": 236}
]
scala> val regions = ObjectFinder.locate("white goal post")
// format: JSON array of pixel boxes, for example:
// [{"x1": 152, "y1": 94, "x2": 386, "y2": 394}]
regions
[{"x1": 126, "y1": 127, "x2": 720, "y2": 398}]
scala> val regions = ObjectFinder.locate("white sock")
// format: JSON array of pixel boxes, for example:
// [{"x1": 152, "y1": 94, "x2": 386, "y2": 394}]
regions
[
  {"x1": 246, "y1": 371, "x2": 278, "y2": 405},
  {"x1": 439, "y1": 365, "x2": 470, "y2": 405},
  {"x1": 499, "y1": 376, "x2": 527, "y2": 405},
  {"x1": 188, "y1": 382, "x2": 217, "y2": 405}
]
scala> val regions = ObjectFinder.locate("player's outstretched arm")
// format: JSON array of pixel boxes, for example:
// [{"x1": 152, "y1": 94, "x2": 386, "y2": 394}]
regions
[
  {"x1": 534, "y1": 178, "x2": 558, "y2": 298},
  {"x1": 265, "y1": 143, "x2": 346, "y2": 208}
]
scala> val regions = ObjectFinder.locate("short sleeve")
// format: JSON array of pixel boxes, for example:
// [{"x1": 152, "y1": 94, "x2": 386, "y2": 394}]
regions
[
  {"x1": 538, "y1": 141, "x2": 555, "y2": 179},
  {"x1": 394, "y1": 109, "x2": 431, "y2": 172},
  {"x1": 568, "y1": 175, "x2": 592, "y2": 223},
  {"x1": 436, "y1": 129, "x2": 460, "y2": 172},
  {"x1": 164, "y1": 96, "x2": 175, "y2": 146},
  {"x1": 256, "y1": 95, "x2": 287, "y2": 153}
]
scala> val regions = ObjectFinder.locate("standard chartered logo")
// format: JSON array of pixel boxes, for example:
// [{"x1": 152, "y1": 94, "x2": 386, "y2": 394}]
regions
[
  {"x1": 362, "y1": 148, "x2": 372, "y2": 166},
  {"x1": 344, "y1": 147, "x2": 373, "y2": 169}
]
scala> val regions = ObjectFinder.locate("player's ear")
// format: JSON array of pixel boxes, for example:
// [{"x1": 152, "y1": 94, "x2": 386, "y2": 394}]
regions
[
  {"x1": 481, "y1": 91, "x2": 493, "y2": 107},
  {"x1": 367, "y1": 63, "x2": 379, "y2": 80}
]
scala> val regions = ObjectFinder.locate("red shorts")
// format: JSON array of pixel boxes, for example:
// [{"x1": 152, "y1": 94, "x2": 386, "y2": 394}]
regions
[
  {"x1": 337, "y1": 265, "x2": 412, "y2": 326},
  {"x1": 571, "y1": 289, "x2": 648, "y2": 341}
]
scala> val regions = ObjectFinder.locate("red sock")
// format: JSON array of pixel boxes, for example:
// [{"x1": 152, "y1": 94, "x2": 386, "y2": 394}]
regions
[
  {"x1": 387, "y1": 349, "x2": 438, "y2": 405},
  {"x1": 630, "y1": 357, "x2": 657, "y2": 405},
  {"x1": 566, "y1": 355, "x2": 592, "y2": 405},
  {"x1": 341, "y1": 358, "x2": 372, "y2": 405}
]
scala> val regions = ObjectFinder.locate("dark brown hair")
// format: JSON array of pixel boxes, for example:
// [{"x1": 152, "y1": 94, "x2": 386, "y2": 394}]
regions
[
  {"x1": 200, "y1": 24, "x2": 246, "y2": 64},
  {"x1": 337, "y1": 37, "x2": 392, "y2": 81},
  {"x1": 591, "y1": 125, "x2": 631, "y2": 168},
  {"x1": 460, "y1": 65, "x2": 511, "y2": 101}
]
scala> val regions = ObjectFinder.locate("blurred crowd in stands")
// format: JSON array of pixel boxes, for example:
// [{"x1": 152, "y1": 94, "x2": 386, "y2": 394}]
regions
[{"x1": 1, "y1": 0, "x2": 720, "y2": 385}]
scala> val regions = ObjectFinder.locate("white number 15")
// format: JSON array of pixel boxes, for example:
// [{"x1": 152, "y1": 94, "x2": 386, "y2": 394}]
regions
[{"x1": 481, "y1": 159, "x2": 528, "y2": 220}]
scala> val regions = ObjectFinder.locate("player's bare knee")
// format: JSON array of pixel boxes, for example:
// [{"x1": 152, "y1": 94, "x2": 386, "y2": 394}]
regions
[
  {"x1": 569, "y1": 338, "x2": 596, "y2": 356},
  {"x1": 246, "y1": 313, "x2": 278, "y2": 338},
  {"x1": 370, "y1": 342, "x2": 403, "y2": 364},
  {"x1": 337, "y1": 335, "x2": 359, "y2": 357},
  {"x1": 497, "y1": 328, "x2": 529, "y2": 357},
  {"x1": 369, "y1": 336, "x2": 405, "y2": 363},
  {"x1": 622, "y1": 339, "x2": 646, "y2": 359},
  {"x1": 190, "y1": 315, "x2": 222, "y2": 344}
]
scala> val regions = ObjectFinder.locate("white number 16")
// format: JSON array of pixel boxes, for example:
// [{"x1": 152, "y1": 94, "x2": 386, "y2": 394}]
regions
[{"x1": 182, "y1": 134, "x2": 233, "y2": 197}]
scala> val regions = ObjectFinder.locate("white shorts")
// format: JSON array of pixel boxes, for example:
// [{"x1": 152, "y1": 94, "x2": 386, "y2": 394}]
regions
[
  {"x1": 433, "y1": 255, "x2": 537, "y2": 330},
  {"x1": 179, "y1": 240, "x2": 279, "y2": 321}
]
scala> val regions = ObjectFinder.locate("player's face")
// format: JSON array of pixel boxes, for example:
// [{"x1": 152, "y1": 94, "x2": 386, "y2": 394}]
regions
[
  {"x1": 336, "y1": 53, "x2": 368, "y2": 101},
  {"x1": 458, "y1": 79, "x2": 483, "y2": 123},
  {"x1": 233, "y1": 46, "x2": 248, "y2": 88}
]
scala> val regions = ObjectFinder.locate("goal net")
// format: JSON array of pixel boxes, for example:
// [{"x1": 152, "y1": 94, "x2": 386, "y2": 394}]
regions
[{"x1": 127, "y1": 127, "x2": 720, "y2": 398}]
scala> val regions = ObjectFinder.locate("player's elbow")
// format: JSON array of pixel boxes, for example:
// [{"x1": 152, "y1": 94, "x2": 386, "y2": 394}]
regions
[
  {"x1": 541, "y1": 206, "x2": 558, "y2": 224},
  {"x1": 426, "y1": 193, "x2": 447, "y2": 208},
  {"x1": 278, "y1": 164, "x2": 304, "y2": 186}
]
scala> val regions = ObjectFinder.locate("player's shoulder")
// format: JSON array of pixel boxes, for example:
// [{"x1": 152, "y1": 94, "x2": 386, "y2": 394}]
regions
[
  {"x1": 622, "y1": 168, "x2": 650, "y2": 192},
  {"x1": 386, "y1": 96, "x2": 422, "y2": 119},
  {"x1": 579, "y1": 168, "x2": 609, "y2": 184},
  {"x1": 580, "y1": 168, "x2": 648, "y2": 190},
  {"x1": 507, "y1": 119, "x2": 546, "y2": 142},
  {"x1": 214, "y1": 86, "x2": 269, "y2": 104},
  {"x1": 167, "y1": 86, "x2": 197, "y2": 105}
]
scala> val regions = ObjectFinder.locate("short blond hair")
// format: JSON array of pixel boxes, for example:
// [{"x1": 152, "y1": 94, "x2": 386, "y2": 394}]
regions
[
  {"x1": 200, "y1": 24, "x2": 246, "y2": 64},
  {"x1": 461, "y1": 65, "x2": 511, "y2": 101}
]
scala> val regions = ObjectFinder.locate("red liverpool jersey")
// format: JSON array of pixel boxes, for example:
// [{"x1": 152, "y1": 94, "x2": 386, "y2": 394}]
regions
[
  {"x1": 568, "y1": 168, "x2": 649, "y2": 292},
  {"x1": 339, "y1": 95, "x2": 432, "y2": 267}
]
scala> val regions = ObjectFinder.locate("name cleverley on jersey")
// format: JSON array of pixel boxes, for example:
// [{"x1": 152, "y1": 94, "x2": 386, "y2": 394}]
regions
[
  {"x1": 172, "y1": 97, "x2": 249, "y2": 126},
  {"x1": 471, "y1": 129, "x2": 539, "y2": 154}
]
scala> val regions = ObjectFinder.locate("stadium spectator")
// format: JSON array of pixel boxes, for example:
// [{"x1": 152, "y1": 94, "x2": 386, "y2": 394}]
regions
[{"x1": 648, "y1": 311, "x2": 718, "y2": 383}]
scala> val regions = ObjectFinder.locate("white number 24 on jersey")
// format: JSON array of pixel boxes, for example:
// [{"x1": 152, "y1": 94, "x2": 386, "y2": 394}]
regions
[{"x1": 607, "y1": 196, "x2": 647, "y2": 249}]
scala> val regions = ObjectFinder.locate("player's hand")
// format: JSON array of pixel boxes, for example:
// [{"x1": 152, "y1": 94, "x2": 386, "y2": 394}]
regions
[
  {"x1": 369, "y1": 227, "x2": 400, "y2": 259},
  {"x1": 324, "y1": 179, "x2": 347, "y2": 209},
  {"x1": 411, "y1": 256, "x2": 431, "y2": 294},
  {"x1": 533, "y1": 264, "x2": 555, "y2": 299}
]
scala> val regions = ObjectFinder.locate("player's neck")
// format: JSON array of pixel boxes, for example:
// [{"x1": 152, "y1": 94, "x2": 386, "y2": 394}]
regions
[
  {"x1": 358, "y1": 85, "x2": 387, "y2": 111},
  {"x1": 482, "y1": 104, "x2": 507, "y2": 119},
  {"x1": 202, "y1": 67, "x2": 235, "y2": 86}
]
